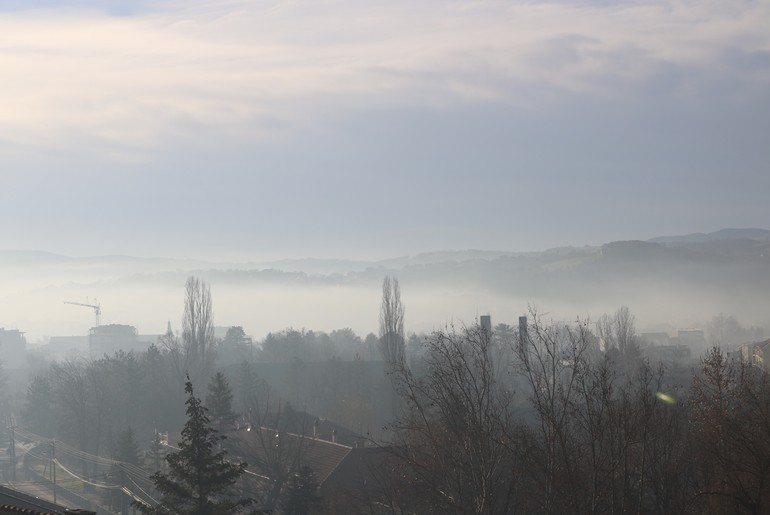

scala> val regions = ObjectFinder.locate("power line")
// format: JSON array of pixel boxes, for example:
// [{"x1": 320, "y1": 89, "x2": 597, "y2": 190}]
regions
[
  {"x1": 14, "y1": 427, "x2": 154, "y2": 483},
  {"x1": 126, "y1": 474, "x2": 159, "y2": 505},
  {"x1": 53, "y1": 459, "x2": 121, "y2": 490},
  {"x1": 13, "y1": 427, "x2": 159, "y2": 507}
]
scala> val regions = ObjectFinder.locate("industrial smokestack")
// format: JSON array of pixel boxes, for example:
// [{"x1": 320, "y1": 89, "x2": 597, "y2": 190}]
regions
[
  {"x1": 519, "y1": 316, "x2": 528, "y2": 353},
  {"x1": 480, "y1": 315, "x2": 492, "y2": 336}
]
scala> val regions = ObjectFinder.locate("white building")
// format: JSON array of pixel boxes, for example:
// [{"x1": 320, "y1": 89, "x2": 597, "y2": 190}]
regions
[{"x1": 0, "y1": 328, "x2": 27, "y2": 369}]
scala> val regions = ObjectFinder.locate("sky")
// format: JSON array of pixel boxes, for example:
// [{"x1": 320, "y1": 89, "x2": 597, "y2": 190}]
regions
[{"x1": 1, "y1": 0, "x2": 769, "y2": 261}]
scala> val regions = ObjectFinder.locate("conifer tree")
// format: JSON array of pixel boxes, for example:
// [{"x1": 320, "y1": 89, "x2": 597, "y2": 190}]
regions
[
  {"x1": 115, "y1": 426, "x2": 140, "y2": 465},
  {"x1": 280, "y1": 465, "x2": 322, "y2": 515},
  {"x1": 149, "y1": 431, "x2": 164, "y2": 473},
  {"x1": 206, "y1": 371, "x2": 238, "y2": 432},
  {"x1": 137, "y1": 376, "x2": 253, "y2": 515}
]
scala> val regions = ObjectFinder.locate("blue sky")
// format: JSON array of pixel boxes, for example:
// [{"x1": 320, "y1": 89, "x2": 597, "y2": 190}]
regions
[{"x1": 1, "y1": 0, "x2": 768, "y2": 260}]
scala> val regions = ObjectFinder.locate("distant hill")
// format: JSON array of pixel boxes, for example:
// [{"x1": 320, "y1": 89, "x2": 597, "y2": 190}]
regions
[
  {"x1": 649, "y1": 228, "x2": 770, "y2": 243},
  {"x1": 3, "y1": 228, "x2": 766, "y2": 276},
  {"x1": 3, "y1": 227, "x2": 769, "y2": 343},
  {"x1": 0, "y1": 250, "x2": 71, "y2": 264},
  {"x1": 256, "y1": 258, "x2": 373, "y2": 274}
]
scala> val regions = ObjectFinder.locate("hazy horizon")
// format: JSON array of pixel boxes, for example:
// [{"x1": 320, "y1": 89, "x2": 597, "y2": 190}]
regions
[
  {"x1": 1, "y1": 0, "x2": 769, "y2": 262},
  {"x1": 2, "y1": 227, "x2": 767, "y2": 347},
  {"x1": 2, "y1": 226, "x2": 767, "y2": 263},
  {"x1": 1, "y1": 3, "x2": 768, "y2": 510},
  {"x1": 2, "y1": 0, "x2": 768, "y2": 345}
]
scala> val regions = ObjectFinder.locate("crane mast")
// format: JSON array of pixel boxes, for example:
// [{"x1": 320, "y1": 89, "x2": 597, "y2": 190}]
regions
[{"x1": 64, "y1": 300, "x2": 101, "y2": 327}]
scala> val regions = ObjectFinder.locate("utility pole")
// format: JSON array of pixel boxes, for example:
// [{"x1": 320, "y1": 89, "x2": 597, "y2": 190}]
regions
[
  {"x1": 120, "y1": 464, "x2": 127, "y2": 514},
  {"x1": 154, "y1": 432, "x2": 161, "y2": 473},
  {"x1": 8, "y1": 418, "x2": 16, "y2": 481},
  {"x1": 51, "y1": 440, "x2": 57, "y2": 504}
]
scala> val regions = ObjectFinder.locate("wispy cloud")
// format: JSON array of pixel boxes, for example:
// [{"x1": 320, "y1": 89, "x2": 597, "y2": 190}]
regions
[{"x1": 0, "y1": 0, "x2": 767, "y2": 159}]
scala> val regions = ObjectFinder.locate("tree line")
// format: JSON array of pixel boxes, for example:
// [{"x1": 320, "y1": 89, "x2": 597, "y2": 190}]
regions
[
  {"x1": 374, "y1": 308, "x2": 770, "y2": 515},
  {"x1": 12, "y1": 275, "x2": 770, "y2": 514}
]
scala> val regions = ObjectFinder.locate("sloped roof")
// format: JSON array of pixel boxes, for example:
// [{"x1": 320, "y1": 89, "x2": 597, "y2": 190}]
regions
[
  {"x1": 323, "y1": 446, "x2": 393, "y2": 490},
  {"x1": 249, "y1": 409, "x2": 364, "y2": 448},
  {"x1": 234, "y1": 427, "x2": 353, "y2": 485},
  {"x1": 298, "y1": 437, "x2": 352, "y2": 484},
  {"x1": 0, "y1": 485, "x2": 69, "y2": 514},
  {"x1": 0, "y1": 507, "x2": 56, "y2": 515},
  {"x1": 233, "y1": 428, "x2": 409, "y2": 511}
]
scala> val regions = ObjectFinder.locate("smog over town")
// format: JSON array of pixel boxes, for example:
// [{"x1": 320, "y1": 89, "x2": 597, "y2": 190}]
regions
[{"x1": 0, "y1": 1, "x2": 769, "y2": 513}]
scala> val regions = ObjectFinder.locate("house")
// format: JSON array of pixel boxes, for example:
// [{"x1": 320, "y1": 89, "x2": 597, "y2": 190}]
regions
[
  {"x1": 740, "y1": 338, "x2": 770, "y2": 371},
  {"x1": 88, "y1": 324, "x2": 158, "y2": 357},
  {"x1": 230, "y1": 423, "x2": 404, "y2": 513},
  {"x1": 645, "y1": 344, "x2": 692, "y2": 364},
  {"x1": 0, "y1": 329, "x2": 27, "y2": 369}
]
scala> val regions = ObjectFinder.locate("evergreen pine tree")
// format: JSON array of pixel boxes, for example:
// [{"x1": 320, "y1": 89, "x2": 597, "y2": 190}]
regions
[
  {"x1": 136, "y1": 376, "x2": 253, "y2": 515},
  {"x1": 206, "y1": 371, "x2": 238, "y2": 432},
  {"x1": 149, "y1": 431, "x2": 164, "y2": 473},
  {"x1": 115, "y1": 426, "x2": 141, "y2": 465},
  {"x1": 279, "y1": 465, "x2": 322, "y2": 515}
]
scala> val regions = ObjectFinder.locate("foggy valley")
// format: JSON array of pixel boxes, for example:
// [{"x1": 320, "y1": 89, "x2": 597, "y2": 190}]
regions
[
  {"x1": 0, "y1": 228, "x2": 769, "y2": 513},
  {"x1": 2, "y1": 228, "x2": 769, "y2": 348},
  {"x1": 2, "y1": 0, "x2": 769, "y2": 512}
]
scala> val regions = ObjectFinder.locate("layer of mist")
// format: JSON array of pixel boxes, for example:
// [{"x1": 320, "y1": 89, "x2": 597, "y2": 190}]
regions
[{"x1": 1, "y1": 228, "x2": 768, "y2": 347}]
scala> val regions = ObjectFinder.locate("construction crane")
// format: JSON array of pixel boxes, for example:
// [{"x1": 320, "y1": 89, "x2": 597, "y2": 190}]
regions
[{"x1": 64, "y1": 300, "x2": 101, "y2": 327}]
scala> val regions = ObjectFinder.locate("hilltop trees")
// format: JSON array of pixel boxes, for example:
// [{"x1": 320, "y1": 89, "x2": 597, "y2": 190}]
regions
[{"x1": 138, "y1": 376, "x2": 253, "y2": 515}]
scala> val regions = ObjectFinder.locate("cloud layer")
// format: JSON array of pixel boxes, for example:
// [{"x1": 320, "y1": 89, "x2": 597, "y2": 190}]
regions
[{"x1": 2, "y1": 0, "x2": 768, "y2": 159}]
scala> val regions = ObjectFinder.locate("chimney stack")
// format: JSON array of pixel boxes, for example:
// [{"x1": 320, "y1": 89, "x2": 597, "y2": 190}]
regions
[
  {"x1": 480, "y1": 315, "x2": 492, "y2": 336},
  {"x1": 519, "y1": 316, "x2": 528, "y2": 353}
]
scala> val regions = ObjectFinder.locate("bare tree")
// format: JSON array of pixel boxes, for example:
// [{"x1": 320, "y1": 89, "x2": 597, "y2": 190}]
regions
[
  {"x1": 596, "y1": 306, "x2": 636, "y2": 354},
  {"x1": 386, "y1": 323, "x2": 517, "y2": 514},
  {"x1": 379, "y1": 276, "x2": 405, "y2": 372},
  {"x1": 182, "y1": 276, "x2": 216, "y2": 384},
  {"x1": 597, "y1": 306, "x2": 640, "y2": 376},
  {"x1": 515, "y1": 309, "x2": 592, "y2": 514},
  {"x1": 234, "y1": 390, "x2": 310, "y2": 512},
  {"x1": 706, "y1": 313, "x2": 765, "y2": 347},
  {"x1": 571, "y1": 353, "x2": 692, "y2": 515},
  {"x1": 689, "y1": 347, "x2": 770, "y2": 513}
]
